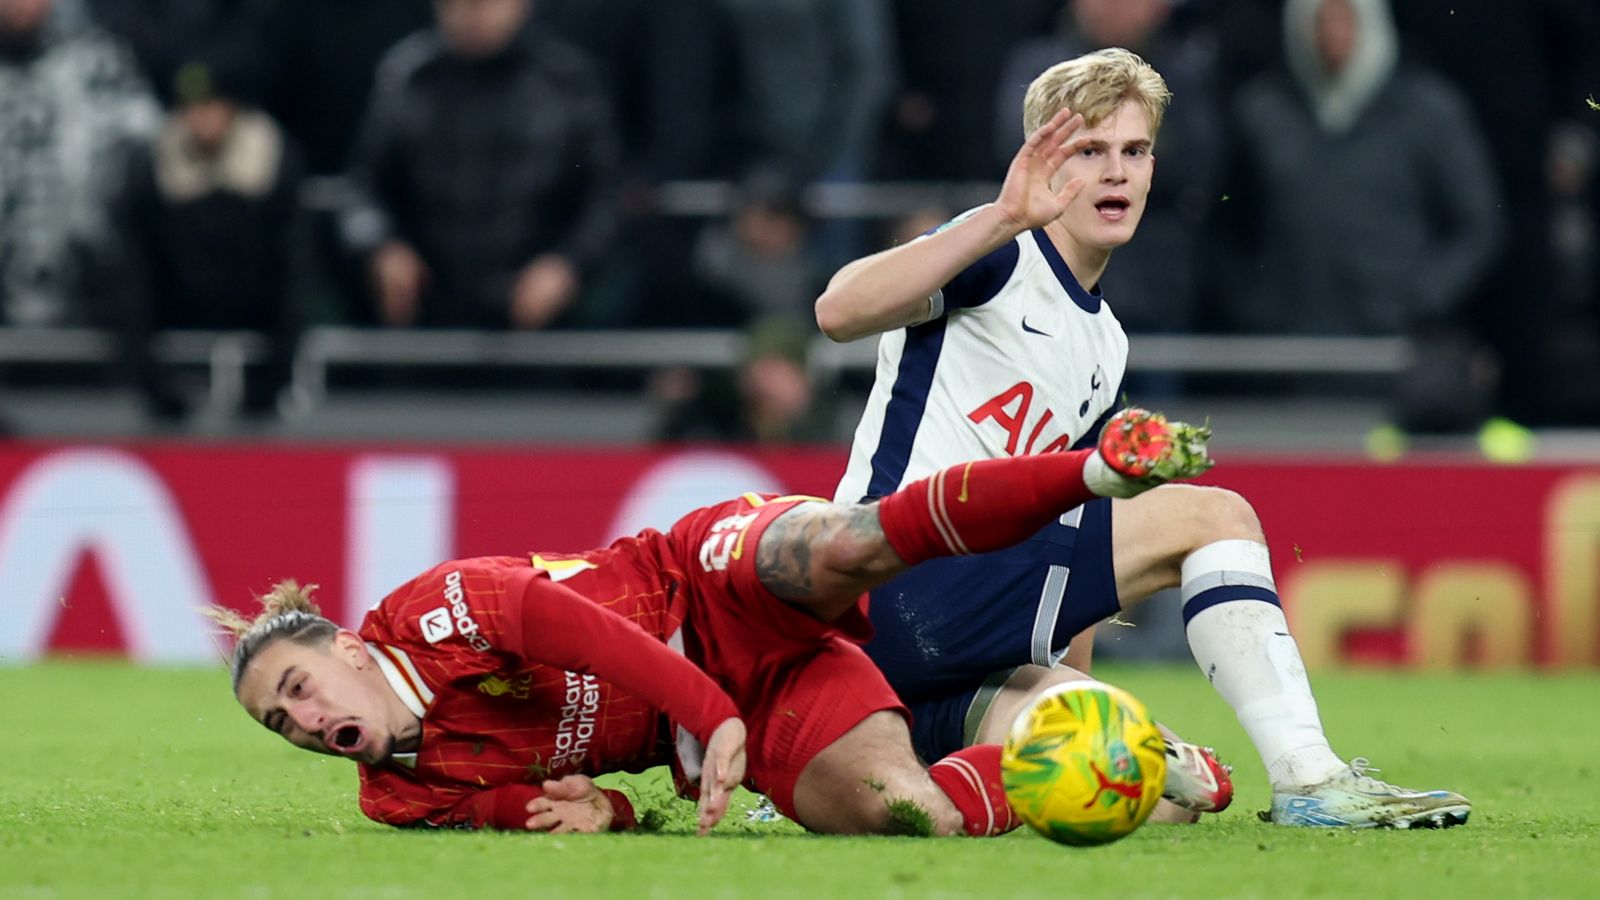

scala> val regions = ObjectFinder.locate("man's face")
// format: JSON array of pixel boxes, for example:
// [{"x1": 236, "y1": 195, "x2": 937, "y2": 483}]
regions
[
  {"x1": 434, "y1": 0, "x2": 530, "y2": 60},
  {"x1": 0, "y1": 0, "x2": 52, "y2": 38},
  {"x1": 1055, "y1": 99, "x2": 1155, "y2": 251},
  {"x1": 179, "y1": 98, "x2": 237, "y2": 154},
  {"x1": 236, "y1": 633, "x2": 398, "y2": 766},
  {"x1": 1314, "y1": 0, "x2": 1359, "y2": 76}
]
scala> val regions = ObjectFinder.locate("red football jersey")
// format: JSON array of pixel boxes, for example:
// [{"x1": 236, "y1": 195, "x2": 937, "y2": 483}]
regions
[{"x1": 356, "y1": 542, "x2": 738, "y2": 828}]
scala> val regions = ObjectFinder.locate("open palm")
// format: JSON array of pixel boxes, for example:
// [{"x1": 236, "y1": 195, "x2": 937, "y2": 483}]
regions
[{"x1": 996, "y1": 108, "x2": 1091, "y2": 231}]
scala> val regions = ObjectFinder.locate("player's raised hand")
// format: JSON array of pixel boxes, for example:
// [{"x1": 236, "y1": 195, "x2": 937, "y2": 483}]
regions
[
  {"x1": 995, "y1": 108, "x2": 1091, "y2": 232},
  {"x1": 697, "y1": 717, "x2": 747, "y2": 836},
  {"x1": 525, "y1": 774, "x2": 615, "y2": 833}
]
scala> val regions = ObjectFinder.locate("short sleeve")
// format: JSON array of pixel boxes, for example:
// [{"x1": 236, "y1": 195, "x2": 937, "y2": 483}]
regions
[{"x1": 932, "y1": 240, "x2": 1021, "y2": 314}]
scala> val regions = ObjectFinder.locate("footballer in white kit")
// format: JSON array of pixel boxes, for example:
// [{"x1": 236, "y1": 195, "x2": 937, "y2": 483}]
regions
[
  {"x1": 817, "y1": 47, "x2": 1471, "y2": 829},
  {"x1": 834, "y1": 215, "x2": 1132, "y2": 742},
  {"x1": 836, "y1": 213, "x2": 1129, "y2": 503}
]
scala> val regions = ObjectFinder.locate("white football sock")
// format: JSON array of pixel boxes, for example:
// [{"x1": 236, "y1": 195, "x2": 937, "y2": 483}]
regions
[
  {"x1": 1083, "y1": 451, "x2": 1146, "y2": 499},
  {"x1": 1180, "y1": 539, "x2": 1346, "y2": 789}
]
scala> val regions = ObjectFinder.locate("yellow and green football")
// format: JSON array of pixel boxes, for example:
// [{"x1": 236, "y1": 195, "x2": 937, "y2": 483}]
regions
[{"x1": 1001, "y1": 680, "x2": 1167, "y2": 846}]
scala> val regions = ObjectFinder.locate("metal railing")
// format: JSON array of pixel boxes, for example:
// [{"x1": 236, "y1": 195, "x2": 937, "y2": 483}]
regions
[
  {"x1": 0, "y1": 325, "x2": 1411, "y2": 416},
  {"x1": 0, "y1": 328, "x2": 272, "y2": 412}
]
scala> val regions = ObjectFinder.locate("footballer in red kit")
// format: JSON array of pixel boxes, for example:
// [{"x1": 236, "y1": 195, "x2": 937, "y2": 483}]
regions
[
  {"x1": 211, "y1": 410, "x2": 1215, "y2": 836},
  {"x1": 355, "y1": 494, "x2": 906, "y2": 828},
  {"x1": 355, "y1": 553, "x2": 712, "y2": 829}
]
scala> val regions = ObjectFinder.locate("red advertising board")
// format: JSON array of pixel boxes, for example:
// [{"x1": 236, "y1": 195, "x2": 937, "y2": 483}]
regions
[{"x1": 1, "y1": 442, "x2": 1594, "y2": 668}]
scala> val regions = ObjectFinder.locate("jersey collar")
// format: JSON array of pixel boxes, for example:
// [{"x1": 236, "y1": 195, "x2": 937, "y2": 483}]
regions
[
  {"x1": 1030, "y1": 228, "x2": 1104, "y2": 314},
  {"x1": 366, "y1": 643, "x2": 431, "y2": 769},
  {"x1": 365, "y1": 642, "x2": 435, "y2": 716}
]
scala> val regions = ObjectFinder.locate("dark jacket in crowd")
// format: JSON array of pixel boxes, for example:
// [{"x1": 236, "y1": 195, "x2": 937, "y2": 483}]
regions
[
  {"x1": 886, "y1": 0, "x2": 1052, "y2": 180},
  {"x1": 114, "y1": 107, "x2": 302, "y2": 415},
  {"x1": 539, "y1": 0, "x2": 729, "y2": 181},
  {"x1": 717, "y1": 0, "x2": 897, "y2": 181},
  {"x1": 232, "y1": 0, "x2": 433, "y2": 176},
  {"x1": 340, "y1": 22, "x2": 619, "y2": 328},
  {"x1": 1393, "y1": 0, "x2": 1600, "y2": 422},
  {"x1": 118, "y1": 110, "x2": 301, "y2": 334},
  {"x1": 1223, "y1": 0, "x2": 1502, "y2": 336}
]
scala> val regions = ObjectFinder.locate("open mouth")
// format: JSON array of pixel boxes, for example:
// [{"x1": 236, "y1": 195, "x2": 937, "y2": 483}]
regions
[
  {"x1": 328, "y1": 723, "x2": 366, "y2": 755},
  {"x1": 1094, "y1": 198, "x2": 1130, "y2": 220}
]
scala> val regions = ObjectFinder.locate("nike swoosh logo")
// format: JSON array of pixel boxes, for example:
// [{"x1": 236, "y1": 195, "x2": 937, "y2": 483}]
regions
[{"x1": 1021, "y1": 317, "x2": 1051, "y2": 337}]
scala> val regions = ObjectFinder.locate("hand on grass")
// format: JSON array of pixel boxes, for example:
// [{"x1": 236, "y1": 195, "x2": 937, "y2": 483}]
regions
[
  {"x1": 525, "y1": 774, "x2": 614, "y2": 833},
  {"x1": 697, "y1": 718, "x2": 747, "y2": 836}
]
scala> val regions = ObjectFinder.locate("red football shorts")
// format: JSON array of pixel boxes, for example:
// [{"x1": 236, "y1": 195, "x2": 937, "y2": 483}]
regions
[{"x1": 672, "y1": 494, "x2": 909, "y2": 821}]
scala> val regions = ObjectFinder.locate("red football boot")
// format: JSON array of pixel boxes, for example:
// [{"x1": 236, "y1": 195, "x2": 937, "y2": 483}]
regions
[{"x1": 1163, "y1": 740, "x2": 1235, "y2": 814}]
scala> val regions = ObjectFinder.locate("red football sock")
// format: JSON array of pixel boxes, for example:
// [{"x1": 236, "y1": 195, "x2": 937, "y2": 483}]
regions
[
  {"x1": 876, "y1": 450, "x2": 1095, "y2": 565},
  {"x1": 928, "y1": 744, "x2": 1020, "y2": 837}
]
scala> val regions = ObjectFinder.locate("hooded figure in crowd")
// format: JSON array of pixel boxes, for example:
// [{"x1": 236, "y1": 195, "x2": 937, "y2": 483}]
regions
[{"x1": 1223, "y1": 0, "x2": 1502, "y2": 338}]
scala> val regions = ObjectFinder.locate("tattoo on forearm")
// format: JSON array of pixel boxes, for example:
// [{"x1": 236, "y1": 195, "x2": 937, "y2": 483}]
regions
[
  {"x1": 844, "y1": 504, "x2": 887, "y2": 545},
  {"x1": 755, "y1": 502, "x2": 889, "y2": 601},
  {"x1": 756, "y1": 505, "x2": 822, "y2": 599}
]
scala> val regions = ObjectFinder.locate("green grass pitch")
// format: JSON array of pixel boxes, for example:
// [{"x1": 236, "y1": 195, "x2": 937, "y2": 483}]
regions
[{"x1": 3, "y1": 661, "x2": 1595, "y2": 899}]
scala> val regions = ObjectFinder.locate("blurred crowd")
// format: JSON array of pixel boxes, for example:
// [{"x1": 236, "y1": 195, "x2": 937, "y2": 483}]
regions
[{"x1": 1, "y1": 0, "x2": 1598, "y2": 437}]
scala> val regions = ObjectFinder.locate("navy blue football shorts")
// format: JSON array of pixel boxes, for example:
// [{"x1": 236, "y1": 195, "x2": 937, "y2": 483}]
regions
[{"x1": 862, "y1": 498, "x2": 1119, "y2": 762}]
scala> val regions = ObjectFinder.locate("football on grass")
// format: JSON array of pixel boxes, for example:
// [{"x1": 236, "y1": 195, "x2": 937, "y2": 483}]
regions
[{"x1": 1001, "y1": 680, "x2": 1167, "y2": 846}]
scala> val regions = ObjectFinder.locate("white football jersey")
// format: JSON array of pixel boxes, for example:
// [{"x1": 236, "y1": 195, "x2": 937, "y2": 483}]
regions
[{"x1": 835, "y1": 219, "x2": 1129, "y2": 502}]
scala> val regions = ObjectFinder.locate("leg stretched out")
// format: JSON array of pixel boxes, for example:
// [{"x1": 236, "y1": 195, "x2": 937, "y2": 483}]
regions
[{"x1": 754, "y1": 408, "x2": 1212, "y2": 621}]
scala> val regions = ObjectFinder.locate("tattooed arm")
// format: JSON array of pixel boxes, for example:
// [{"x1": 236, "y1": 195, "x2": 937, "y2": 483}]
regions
[{"x1": 754, "y1": 501, "x2": 907, "y2": 616}]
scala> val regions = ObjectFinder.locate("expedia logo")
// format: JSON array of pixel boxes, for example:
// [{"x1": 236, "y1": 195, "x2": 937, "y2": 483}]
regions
[
  {"x1": 419, "y1": 607, "x2": 453, "y2": 643},
  {"x1": 438, "y1": 570, "x2": 492, "y2": 652}
]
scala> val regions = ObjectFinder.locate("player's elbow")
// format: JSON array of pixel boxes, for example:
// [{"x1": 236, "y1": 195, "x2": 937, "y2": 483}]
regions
[{"x1": 814, "y1": 288, "x2": 863, "y2": 343}]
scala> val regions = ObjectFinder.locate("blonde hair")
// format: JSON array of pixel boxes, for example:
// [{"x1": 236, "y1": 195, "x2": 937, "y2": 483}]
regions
[
  {"x1": 1021, "y1": 47, "x2": 1172, "y2": 139},
  {"x1": 201, "y1": 580, "x2": 337, "y2": 692}
]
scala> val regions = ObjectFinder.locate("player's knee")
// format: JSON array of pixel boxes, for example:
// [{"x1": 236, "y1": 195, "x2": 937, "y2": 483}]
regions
[
  {"x1": 827, "y1": 782, "x2": 898, "y2": 833},
  {"x1": 801, "y1": 770, "x2": 916, "y2": 834},
  {"x1": 844, "y1": 772, "x2": 964, "y2": 837},
  {"x1": 1176, "y1": 485, "x2": 1263, "y2": 546}
]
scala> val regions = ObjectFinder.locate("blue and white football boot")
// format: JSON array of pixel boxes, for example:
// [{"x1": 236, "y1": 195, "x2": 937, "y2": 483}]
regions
[{"x1": 1267, "y1": 758, "x2": 1470, "y2": 829}]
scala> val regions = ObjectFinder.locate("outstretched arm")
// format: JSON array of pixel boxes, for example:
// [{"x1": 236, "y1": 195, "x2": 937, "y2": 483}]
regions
[
  {"x1": 510, "y1": 577, "x2": 740, "y2": 745},
  {"x1": 508, "y1": 576, "x2": 746, "y2": 832},
  {"x1": 814, "y1": 109, "x2": 1090, "y2": 342}
]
